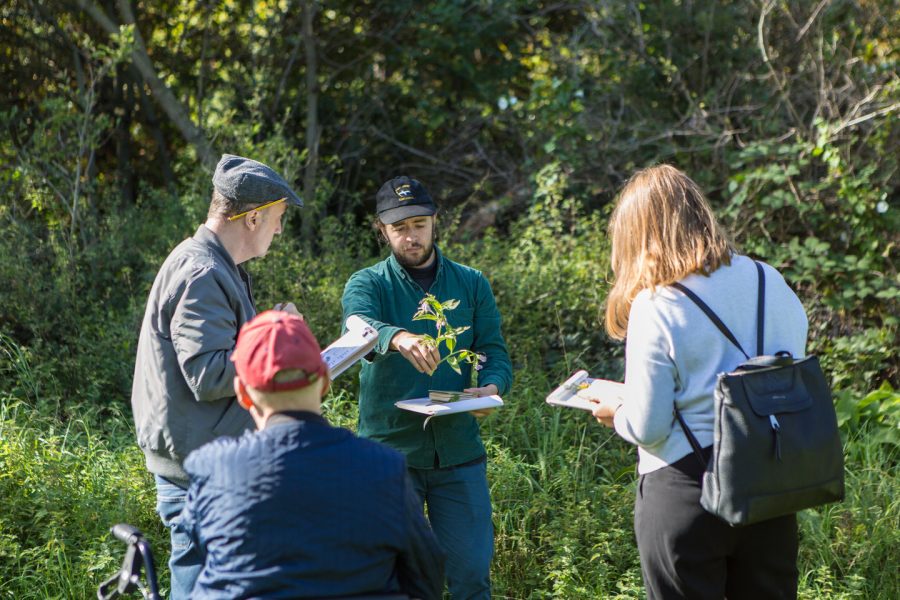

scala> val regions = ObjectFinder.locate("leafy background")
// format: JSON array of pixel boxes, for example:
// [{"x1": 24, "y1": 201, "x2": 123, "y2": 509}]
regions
[{"x1": 0, "y1": 1, "x2": 897, "y2": 598}]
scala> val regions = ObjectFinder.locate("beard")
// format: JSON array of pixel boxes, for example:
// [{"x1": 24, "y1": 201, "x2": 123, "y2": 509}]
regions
[{"x1": 392, "y1": 230, "x2": 436, "y2": 268}]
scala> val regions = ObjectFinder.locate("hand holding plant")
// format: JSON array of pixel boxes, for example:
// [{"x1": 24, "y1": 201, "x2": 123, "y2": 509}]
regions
[{"x1": 413, "y1": 294, "x2": 487, "y2": 376}]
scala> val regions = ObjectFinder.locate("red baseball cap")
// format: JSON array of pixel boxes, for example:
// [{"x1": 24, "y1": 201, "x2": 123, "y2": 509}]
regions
[{"x1": 231, "y1": 310, "x2": 328, "y2": 392}]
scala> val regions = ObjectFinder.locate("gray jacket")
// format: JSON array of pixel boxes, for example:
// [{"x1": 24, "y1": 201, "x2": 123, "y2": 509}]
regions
[{"x1": 131, "y1": 225, "x2": 255, "y2": 487}]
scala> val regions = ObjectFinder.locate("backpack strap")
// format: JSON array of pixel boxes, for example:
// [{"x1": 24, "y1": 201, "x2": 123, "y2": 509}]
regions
[
  {"x1": 670, "y1": 260, "x2": 767, "y2": 469},
  {"x1": 755, "y1": 261, "x2": 765, "y2": 356},
  {"x1": 674, "y1": 408, "x2": 707, "y2": 466},
  {"x1": 670, "y1": 261, "x2": 767, "y2": 359},
  {"x1": 669, "y1": 283, "x2": 749, "y2": 360}
]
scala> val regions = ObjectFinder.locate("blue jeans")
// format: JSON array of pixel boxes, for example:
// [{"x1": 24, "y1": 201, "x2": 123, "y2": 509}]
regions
[
  {"x1": 408, "y1": 459, "x2": 493, "y2": 600},
  {"x1": 154, "y1": 475, "x2": 202, "y2": 600}
]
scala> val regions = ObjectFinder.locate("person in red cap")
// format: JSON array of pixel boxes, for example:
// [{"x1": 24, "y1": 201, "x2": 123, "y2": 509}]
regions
[{"x1": 180, "y1": 310, "x2": 445, "y2": 600}]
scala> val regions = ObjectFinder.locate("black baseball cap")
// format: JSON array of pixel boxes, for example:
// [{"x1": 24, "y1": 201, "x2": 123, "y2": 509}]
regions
[{"x1": 375, "y1": 176, "x2": 436, "y2": 224}]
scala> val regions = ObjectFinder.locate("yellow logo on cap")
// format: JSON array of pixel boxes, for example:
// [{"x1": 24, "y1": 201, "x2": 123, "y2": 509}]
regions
[{"x1": 395, "y1": 184, "x2": 415, "y2": 202}]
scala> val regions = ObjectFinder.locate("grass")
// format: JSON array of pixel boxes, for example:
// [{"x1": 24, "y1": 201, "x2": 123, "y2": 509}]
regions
[
  {"x1": 0, "y1": 398, "x2": 166, "y2": 599},
  {"x1": 0, "y1": 203, "x2": 896, "y2": 597},
  {"x1": 1, "y1": 375, "x2": 896, "y2": 598}
]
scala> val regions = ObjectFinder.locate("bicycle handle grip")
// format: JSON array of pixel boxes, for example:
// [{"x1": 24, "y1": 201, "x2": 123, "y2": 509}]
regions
[{"x1": 111, "y1": 523, "x2": 143, "y2": 545}]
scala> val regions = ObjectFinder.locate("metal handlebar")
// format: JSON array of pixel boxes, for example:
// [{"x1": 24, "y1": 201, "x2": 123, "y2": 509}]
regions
[{"x1": 97, "y1": 524, "x2": 161, "y2": 600}]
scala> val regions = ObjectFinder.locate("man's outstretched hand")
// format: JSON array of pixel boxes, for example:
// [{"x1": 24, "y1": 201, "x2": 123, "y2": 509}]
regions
[{"x1": 391, "y1": 331, "x2": 441, "y2": 375}]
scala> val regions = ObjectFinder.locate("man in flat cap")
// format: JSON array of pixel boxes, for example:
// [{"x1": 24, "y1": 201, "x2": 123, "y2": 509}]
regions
[
  {"x1": 181, "y1": 310, "x2": 445, "y2": 599},
  {"x1": 341, "y1": 176, "x2": 512, "y2": 600},
  {"x1": 131, "y1": 154, "x2": 303, "y2": 598}
]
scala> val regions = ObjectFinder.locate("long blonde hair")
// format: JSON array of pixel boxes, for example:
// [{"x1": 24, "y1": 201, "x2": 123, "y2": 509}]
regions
[{"x1": 605, "y1": 165, "x2": 735, "y2": 340}]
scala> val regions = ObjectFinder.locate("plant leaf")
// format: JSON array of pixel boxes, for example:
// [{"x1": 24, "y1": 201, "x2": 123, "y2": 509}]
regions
[
  {"x1": 427, "y1": 296, "x2": 443, "y2": 312},
  {"x1": 447, "y1": 355, "x2": 462, "y2": 375}
]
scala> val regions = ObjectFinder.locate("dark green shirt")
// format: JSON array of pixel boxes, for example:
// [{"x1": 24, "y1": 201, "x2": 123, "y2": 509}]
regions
[{"x1": 341, "y1": 247, "x2": 512, "y2": 469}]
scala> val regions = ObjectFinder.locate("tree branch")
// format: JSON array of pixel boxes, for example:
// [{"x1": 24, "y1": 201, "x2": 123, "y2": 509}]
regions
[
  {"x1": 76, "y1": 0, "x2": 217, "y2": 167},
  {"x1": 757, "y1": 0, "x2": 805, "y2": 132},
  {"x1": 795, "y1": 0, "x2": 830, "y2": 42},
  {"x1": 832, "y1": 102, "x2": 900, "y2": 136}
]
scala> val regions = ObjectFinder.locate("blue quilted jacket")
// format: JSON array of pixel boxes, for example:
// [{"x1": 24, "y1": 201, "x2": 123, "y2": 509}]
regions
[{"x1": 182, "y1": 411, "x2": 444, "y2": 599}]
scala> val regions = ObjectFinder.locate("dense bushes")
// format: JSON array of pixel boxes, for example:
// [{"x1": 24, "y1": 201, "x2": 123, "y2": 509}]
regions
[
  {"x1": 1, "y1": 0, "x2": 897, "y2": 597},
  {"x1": 1, "y1": 191, "x2": 898, "y2": 597},
  {"x1": 1, "y1": 104, "x2": 896, "y2": 600},
  {"x1": 0, "y1": 105, "x2": 897, "y2": 599}
]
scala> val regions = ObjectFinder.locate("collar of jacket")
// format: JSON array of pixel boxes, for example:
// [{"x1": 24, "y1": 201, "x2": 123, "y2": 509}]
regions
[
  {"x1": 387, "y1": 244, "x2": 445, "y2": 288},
  {"x1": 194, "y1": 224, "x2": 250, "y2": 281},
  {"x1": 264, "y1": 410, "x2": 329, "y2": 430}
]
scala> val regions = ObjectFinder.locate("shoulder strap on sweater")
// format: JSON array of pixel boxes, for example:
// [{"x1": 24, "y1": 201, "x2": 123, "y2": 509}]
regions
[
  {"x1": 672, "y1": 260, "x2": 767, "y2": 469},
  {"x1": 754, "y1": 261, "x2": 765, "y2": 356},
  {"x1": 669, "y1": 283, "x2": 749, "y2": 360},
  {"x1": 670, "y1": 260, "x2": 767, "y2": 360}
]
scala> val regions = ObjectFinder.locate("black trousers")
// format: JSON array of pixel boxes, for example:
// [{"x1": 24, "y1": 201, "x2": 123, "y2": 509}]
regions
[{"x1": 634, "y1": 449, "x2": 798, "y2": 600}]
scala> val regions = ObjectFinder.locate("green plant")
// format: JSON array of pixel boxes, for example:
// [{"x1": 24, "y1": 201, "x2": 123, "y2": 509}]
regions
[
  {"x1": 412, "y1": 294, "x2": 486, "y2": 375},
  {"x1": 0, "y1": 395, "x2": 166, "y2": 599},
  {"x1": 834, "y1": 382, "x2": 900, "y2": 446}
]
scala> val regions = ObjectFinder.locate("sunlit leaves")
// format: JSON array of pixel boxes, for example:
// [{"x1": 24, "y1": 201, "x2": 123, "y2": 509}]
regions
[{"x1": 413, "y1": 293, "x2": 479, "y2": 375}]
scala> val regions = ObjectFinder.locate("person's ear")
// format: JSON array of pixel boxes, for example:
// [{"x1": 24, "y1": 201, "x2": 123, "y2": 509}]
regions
[
  {"x1": 245, "y1": 210, "x2": 260, "y2": 231},
  {"x1": 235, "y1": 378, "x2": 254, "y2": 410},
  {"x1": 318, "y1": 373, "x2": 331, "y2": 398}
]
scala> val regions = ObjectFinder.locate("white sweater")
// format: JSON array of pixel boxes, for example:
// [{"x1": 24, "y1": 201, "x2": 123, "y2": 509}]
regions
[{"x1": 613, "y1": 254, "x2": 808, "y2": 474}]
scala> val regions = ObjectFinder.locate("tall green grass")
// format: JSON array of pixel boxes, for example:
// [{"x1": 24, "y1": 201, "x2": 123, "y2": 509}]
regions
[
  {"x1": 1, "y1": 195, "x2": 896, "y2": 598},
  {"x1": 0, "y1": 397, "x2": 167, "y2": 599},
  {"x1": 2, "y1": 378, "x2": 896, "y2": 598}
]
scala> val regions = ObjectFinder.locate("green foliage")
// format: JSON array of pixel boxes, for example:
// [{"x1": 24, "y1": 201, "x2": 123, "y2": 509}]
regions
[
  {"x1": 445, "y1": 162, "x2": 620, "y2": 379},
  {"x1": 3, "y1": 368, "x2": 896, "y2": 598},
  {"x1": 796, "y1": 426, "x2": 900, "y2": 599},
  {"x1": 721, "y1": 115, "x2": 898, "y2": 397},
  {"x1": 0, "y1": 398, "x2": 167, "y2": 599},
  {"x1": 0, "y1": 196, "x2": 183, "y2": 420},
  {"x1": 723, "y1": 137, "x2": 898, "y2": 324},
  {"x1": 484, "y1": 369, "x2": 643, "y2": 598},
  {"x1": 834, "y1": 382, "x2": 900, "y2": 447},
  {"x1": 413, "y1": 294, "x2": 482, "y2": 376},
  {"x1": 1, "y1": 0, "x2": 898, "y2": 597}
]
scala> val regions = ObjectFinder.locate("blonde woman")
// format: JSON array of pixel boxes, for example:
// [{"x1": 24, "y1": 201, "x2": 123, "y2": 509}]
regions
[{"x1": 583, "y1": 165, "x2": 807, "y2": 599}]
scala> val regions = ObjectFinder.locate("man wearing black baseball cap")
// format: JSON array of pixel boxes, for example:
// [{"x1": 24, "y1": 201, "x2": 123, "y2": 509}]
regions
[
  {"x1": 342, "y1": 176, "x2": 513, "y2": 600},
  {"x1": 375, "y1": 175, "x2": 438, "y2": 225},
  {"x1": 131, "y1": 154, "x2": 304, "y2": 598}
]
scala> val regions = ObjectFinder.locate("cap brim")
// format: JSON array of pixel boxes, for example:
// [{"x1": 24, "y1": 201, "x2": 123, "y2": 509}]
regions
[
  {"x1": 285, "y1": 190, "x2": 304, "y2": 207},
  {"x1": 378, "y1": 204, "x2": 436, "y2": 225}
]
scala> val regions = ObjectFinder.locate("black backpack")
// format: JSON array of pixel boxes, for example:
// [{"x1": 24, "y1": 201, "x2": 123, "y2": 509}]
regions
[{"x1": 672, "y1": 261, "x2": 844, "y2": 526}]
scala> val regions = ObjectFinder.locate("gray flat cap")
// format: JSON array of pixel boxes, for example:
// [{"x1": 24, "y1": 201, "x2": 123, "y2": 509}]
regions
[{"x1": 212, "y1": 154, "x2": 303, "y2": 207}]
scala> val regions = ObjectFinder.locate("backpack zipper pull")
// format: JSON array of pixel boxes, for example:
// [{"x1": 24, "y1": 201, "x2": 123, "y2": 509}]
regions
[{"x1": 769, "y1": 414, "x2": 782, "y2": 461}]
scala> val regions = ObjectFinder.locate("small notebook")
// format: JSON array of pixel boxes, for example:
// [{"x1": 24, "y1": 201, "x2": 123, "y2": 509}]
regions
[{"x1": 428, "y1": 390, "x2": 477, "y2": 403}]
